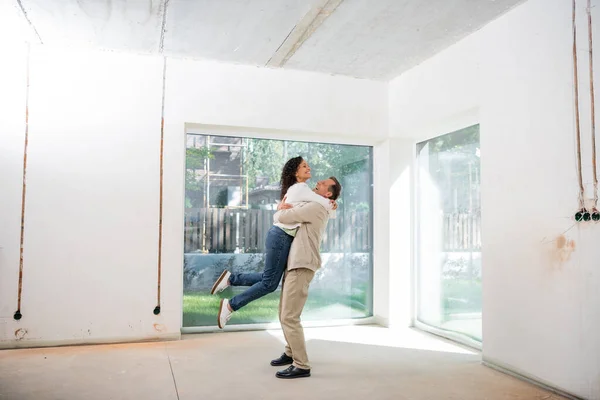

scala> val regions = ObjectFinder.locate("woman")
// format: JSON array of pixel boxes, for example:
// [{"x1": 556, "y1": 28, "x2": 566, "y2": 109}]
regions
[{"x1": 211, "y1": 156, "x2": 336, "y2": 329}]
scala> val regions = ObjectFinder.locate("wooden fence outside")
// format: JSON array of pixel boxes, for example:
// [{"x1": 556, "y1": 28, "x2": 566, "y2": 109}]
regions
[
  {"x1": 184, "y1": 208, "x2": 371, "y2": 253},
  {"x1": 443, "y1": 212, "x2": 481, "y2": 251},
  {"x1": 184, "y1": 209, "x2": 481, "y2": 253}
]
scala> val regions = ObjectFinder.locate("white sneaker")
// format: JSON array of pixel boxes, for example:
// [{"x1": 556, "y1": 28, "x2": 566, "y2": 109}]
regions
[
  {"x1": 210, "y1": 270, "x2": 231, "y2": 295},
  {"x1": 217, "y1": 299, "x2": 233, "y2": 329}
]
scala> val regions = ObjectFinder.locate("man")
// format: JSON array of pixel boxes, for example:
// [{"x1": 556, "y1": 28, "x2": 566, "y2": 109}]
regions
[
  {"x1": 209, "y1": 166, "x2": 337, "y2": 329},
  {"x1": 269, "y1": 177, "x2": 342, "y2": 379}
]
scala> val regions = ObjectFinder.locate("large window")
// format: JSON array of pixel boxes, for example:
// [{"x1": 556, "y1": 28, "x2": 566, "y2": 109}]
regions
[
  {"x1": 416, "y1": 125, "x2": 482, "y2": 342},
  {"x1": 183, "y1": 134, "x2": 373, "y2": 327}
]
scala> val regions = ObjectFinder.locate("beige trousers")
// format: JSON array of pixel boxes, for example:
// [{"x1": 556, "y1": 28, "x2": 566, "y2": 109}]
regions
[{"x1": 278, "y1": 268, "x2": 315, "y2": 370}]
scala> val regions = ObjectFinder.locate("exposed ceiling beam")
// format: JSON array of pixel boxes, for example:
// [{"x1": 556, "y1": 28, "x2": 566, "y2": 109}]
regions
[
  {"x1": 266, "y1": 0, "x2": 343, "y2": 68},
  {"x1": 15, "y1": 0, "x2": 43, "y2": 44}
]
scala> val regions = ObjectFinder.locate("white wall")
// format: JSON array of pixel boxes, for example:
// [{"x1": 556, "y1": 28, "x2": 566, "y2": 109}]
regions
[
  {"x1": 0, "y1": 46, "x2": 171, "y2": 346},
  {"x1": 0, "y1": 44, "x2": 387, "y2": 348},
  {"x1": 389, "y1": 0, "x2": 600, "y2": 398},
  {"x1": 0, "y1": 45, "x2": 28, "y2": 334},
  {"x1": 372, "y1": 138, "x2": 414, "y2": 328}
]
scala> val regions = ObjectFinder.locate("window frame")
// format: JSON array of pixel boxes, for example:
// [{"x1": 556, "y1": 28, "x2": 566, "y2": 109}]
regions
[
  {"x1": 181, "y1": 125, "x2": 377, "y2": 333},
  {"x1": 412, "y1": 124, "x2": 483, "y2": 351}
]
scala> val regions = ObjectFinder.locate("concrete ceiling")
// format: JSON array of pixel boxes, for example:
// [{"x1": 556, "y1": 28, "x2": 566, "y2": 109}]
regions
[{"x1": 3, "y1": 0, "x2": 525, "y2": 80}]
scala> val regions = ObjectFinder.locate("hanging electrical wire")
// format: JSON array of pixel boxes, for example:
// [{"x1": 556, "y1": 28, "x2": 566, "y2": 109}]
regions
[
  {"x1": 587, "y1": 0, "x2": 600, "y2": 220},
  {"x1": 154, "y1": 57, "x2": 167, "y2": 316},
  {"x1": 14, "y1": 44, "x2": 31, "y2": 321},
  {"x1": 573, "y1": 0, "x2": 588, "y2": 221}
]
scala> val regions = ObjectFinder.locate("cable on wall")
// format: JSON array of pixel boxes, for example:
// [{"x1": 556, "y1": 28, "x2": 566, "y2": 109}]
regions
[
  {"x1": 587, "y1": 0, "x2": 600, "y2": 220},
  {"x1": 15, "y1": 44, "x2": 31, "y2": 321},
  {"x1": 154, "y1": 57, "x2": 167, "y2": 316},
  {"x1": 573, "y1": 0, "x2": 589, "y2": 222},
  {"x1": 154, "y1": 0, "x2": 170, "y2": 315}
]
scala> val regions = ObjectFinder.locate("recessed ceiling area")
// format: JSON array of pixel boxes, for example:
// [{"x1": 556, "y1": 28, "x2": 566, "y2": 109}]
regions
[{"x1": 2, "y1": 0, "x2": 525, "y2": 80}]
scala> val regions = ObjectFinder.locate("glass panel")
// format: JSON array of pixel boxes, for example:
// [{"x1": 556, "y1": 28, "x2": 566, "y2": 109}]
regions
[
  {"x1": 416, "y1": 124, "x2": 482, "y2": 341},
  {"x1": 183, "y1": 134, "x2": 373, "y2": 327}
]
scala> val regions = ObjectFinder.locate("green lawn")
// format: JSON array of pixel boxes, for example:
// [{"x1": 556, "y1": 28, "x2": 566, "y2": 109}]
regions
[
  {"x1": 442, "y1": 279, "x2": 482, "y2": 316},
  {"x1": 183, "y1": 287, "x2": 371, "y2": 327},
  {"x1": 183, "y1": 280, "x2": 478, "y2": 327}
]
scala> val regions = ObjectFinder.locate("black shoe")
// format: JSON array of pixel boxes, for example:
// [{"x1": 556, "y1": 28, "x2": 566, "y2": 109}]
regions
[
  {"x1": 276, "y1": 365, "x2": 311, "y2": 379},
  {"x1": 270, "y1": 353, "x2": 293, "y2": 366}
]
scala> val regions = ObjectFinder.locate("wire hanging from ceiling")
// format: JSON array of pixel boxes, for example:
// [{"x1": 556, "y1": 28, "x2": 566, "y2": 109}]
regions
[
  {"x1": 154, "y1": 57, "x2": 167, "y2": 316},
  {"x1": 587, "y1": 0, "x2": 600, "y2": 218},
  {"x1": 573, "y1": 0, "x2": 586, "y2": 215},
  {"x1": 14, "y1": 44, "x2": 31, "y2": 321}
]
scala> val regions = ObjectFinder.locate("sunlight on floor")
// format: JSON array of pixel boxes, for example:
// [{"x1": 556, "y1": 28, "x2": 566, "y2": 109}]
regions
[{"x1": 266, "y1": 325, "x2": 476, "y2": 355}]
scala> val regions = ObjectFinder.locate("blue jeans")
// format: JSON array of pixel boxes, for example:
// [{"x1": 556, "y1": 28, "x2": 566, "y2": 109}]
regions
[{"x1": 228, "y1": 226, "x2": 294, "y2": 311}]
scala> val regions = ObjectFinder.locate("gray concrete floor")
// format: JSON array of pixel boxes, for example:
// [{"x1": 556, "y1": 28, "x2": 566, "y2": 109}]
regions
[{"x1": 0, "y1": 325, "x2": 565, "y2": 400}]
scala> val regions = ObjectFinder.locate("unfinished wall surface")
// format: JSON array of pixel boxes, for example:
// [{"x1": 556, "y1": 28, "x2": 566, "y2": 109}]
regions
[
  {"x1": 389, "y1": 0, "x2": 600, "y2": 398},
  {"x1": 0, "y1": 45, "x2": 28, "y2": 332},
  {"x1": 0, "y1": 44, "x2": 387, "y2": 348},
  {"x1": 3, "y1": 0, "x2": 595, "y2": 397},
  {"x1": 0, "y1": 46, "x2": 170, "y2": 346}
]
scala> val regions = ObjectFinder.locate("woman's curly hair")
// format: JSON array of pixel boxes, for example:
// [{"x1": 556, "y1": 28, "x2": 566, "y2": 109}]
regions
[{"x1": 280, "y1": 156, "x2": 304, "y2": 200}]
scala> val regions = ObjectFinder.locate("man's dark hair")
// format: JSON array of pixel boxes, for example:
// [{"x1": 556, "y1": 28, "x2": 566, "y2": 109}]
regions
[{"x1": 328, "y1": 176, "x2": 342, "y2": 200}]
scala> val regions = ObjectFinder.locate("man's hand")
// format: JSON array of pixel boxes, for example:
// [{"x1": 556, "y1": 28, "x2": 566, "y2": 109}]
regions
[
  {"x1": 278, "y1": 196, "x2": 293, "y2": 210},
  {"x1": 330, "y1": 199, "x2": 338, "y2": 210}
]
